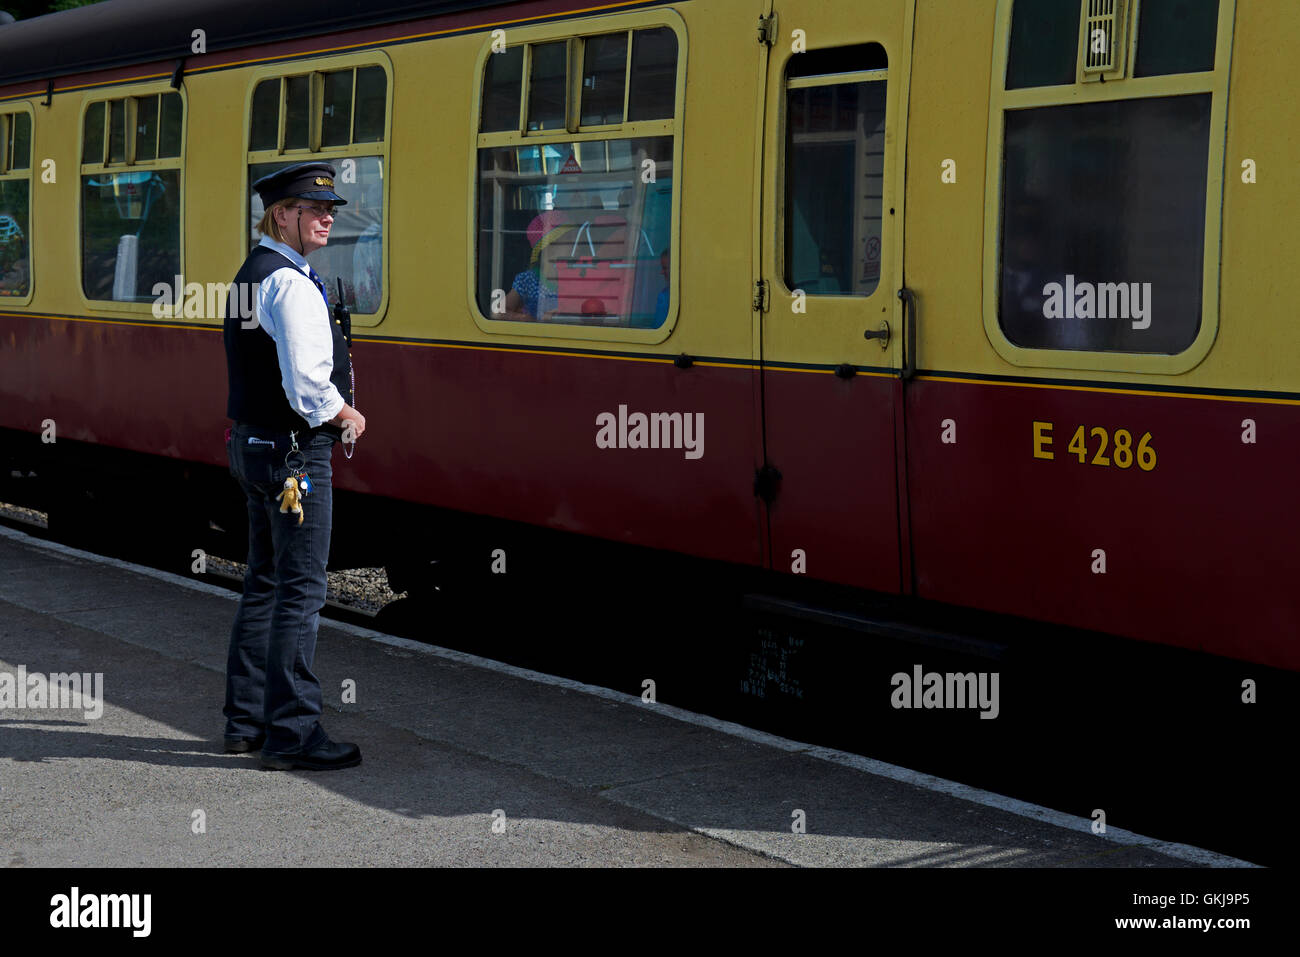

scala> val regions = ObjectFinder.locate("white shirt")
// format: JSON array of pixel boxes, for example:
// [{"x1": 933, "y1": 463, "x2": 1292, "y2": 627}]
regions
[{"x1": 253, "y1": 235, "x2": 345, "y2": 428}]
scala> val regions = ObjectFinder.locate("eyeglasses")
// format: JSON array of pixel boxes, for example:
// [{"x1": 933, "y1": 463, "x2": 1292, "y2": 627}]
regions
[{"x1": 291, "y1": 203, "x2": 336, "y2": 218}]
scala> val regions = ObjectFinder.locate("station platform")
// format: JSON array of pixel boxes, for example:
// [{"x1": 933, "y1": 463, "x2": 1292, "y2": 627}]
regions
[{"x1": 0, "y1": 526, "x2": 1252, "y2": 868}]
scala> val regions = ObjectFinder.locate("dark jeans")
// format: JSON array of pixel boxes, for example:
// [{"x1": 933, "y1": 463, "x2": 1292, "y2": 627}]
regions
[{"x1": 224, "y1": 422, "x2": 336, "y2": 754}]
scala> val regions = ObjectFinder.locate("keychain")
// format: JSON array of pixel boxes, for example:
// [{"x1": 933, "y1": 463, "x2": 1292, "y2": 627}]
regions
[{"x1": 277, "y1": 430, "x2": 312, "y2": 524}]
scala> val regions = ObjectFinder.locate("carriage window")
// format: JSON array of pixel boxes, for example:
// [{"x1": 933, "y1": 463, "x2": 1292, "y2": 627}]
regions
[
  {"x1": 248, "y1": 66, "x2": 388, "y2": 152},
  {"x1": 5, "y1": 111, "x2": 31, "y2": 173},
  {"x1": 321, "y1": 69, "x2": 353, "y2": 147},
  {"x1": 249, "y1": 80, "x2": 279, "y2": 151},
  {"x1": 581, "y1": 33, "x2": 628, "y2": 126},
  {"x1": 82, "y1": 101, "x2": 105, "y2": 164},
  {"x1": 527, "y1": 42, "x2": 568, "y2": 132},
  {"x1": 353, "y1": 66, "x2": 387, "y2": 143},
  {"x1": 481, "y1": 46, "x2": 523, "y2": 132},
  {"x1": 1006, "y1": 0, "x2": 1080, "y2": 89},
  {"x1": 477, "y1": 138, "x2": 673, "y2": 328},
  {"x1": 627, "y1": 27, "x2": 677, "y2": 121},
  {"x1": 81, "y1": 93, "x2": 183, "y2": 165},
  {"x1": 994, "y1": 0, "x2": 1226, "y2": 358},
  {"x1": 159, "y1": 93, "x2": 182, "y2": 158},
  {"x1": 0, "y1": 110, "x2": 32, "y2": 299},
  {"x1": 247, "y1": 156, "x2": 385, "y2": 315},
  {"x1": 476, "y1": 24, "x2": 681, "y2": 331},
  {"x1": 246, "y1": 61, "x2": 391, "y2": 316},
  {"x1": 134, "y1": 95, "x2": 159, "y2": 162},
  {"x1": 1134, "y1": 0, "x2": 1219, "y2": 77},
  {"x1": 80, "y1": 92, "x2": 183, "y2": 304},
  {"x1": 284, "y1": 76, "x2": 310, "y2": 150},
  {"x1": 1008, "y1": 0, "x2": 1221, "y2": 88},
  {"x1": 783, "y1": 45, "x2": 887, "y2": 297},
  {"x1": 108, "y1": 99, "x2": 126, "y2": 164},
  {"x1": 999, "y1": 95, "x2": 1210, "y2": 354}
]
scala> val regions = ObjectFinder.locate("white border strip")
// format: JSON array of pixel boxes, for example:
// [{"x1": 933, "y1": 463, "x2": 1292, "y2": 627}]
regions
[{"x1": 0, "y1": 524, "x2": 1257, "y2": 867}]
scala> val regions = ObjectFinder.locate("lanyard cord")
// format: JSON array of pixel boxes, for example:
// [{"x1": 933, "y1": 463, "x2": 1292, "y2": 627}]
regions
[
  {"x1": 344, "y1": 350, "x2": 355, "y2": 459},
  {"x1": 295, "y1": 206, "x2": 357, "y2": 460}
]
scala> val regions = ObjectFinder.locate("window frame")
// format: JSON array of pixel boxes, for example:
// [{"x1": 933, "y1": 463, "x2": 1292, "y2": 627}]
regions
[
  {"x1": 242, "y1": 51, "x2": 394, "y2": 327},
  {"x1": 77, "y1": 84, "x2": 186, "y2": 316},
  {"x1": 777, "y1": 63, "x2": 891, "y2": 302},
  {"x1": 0, "y1": 100, "x2": 35, "y2": 307},
  {"x1": 983, "y1": 0, "x2": 1235, "y2": 374},
  {"x1": 467, "y1": 10, "x2": 687, "y2": 344}
]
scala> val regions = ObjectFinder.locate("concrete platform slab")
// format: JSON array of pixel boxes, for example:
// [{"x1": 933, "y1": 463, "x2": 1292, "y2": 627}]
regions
[{"x1": 0, "y1": 527, "x2": 1250, "y2": 868}]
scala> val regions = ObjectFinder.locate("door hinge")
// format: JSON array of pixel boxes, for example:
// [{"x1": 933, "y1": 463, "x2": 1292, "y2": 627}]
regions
[
  {"x1": 753, "y1": 278, "x2": 770, "y2": 312},
  {"x1": 758, "y1": 12, "x2": 778, "y2": 47},
  {"x1": 754, "y1": 464, "x2": 782, "y2": 504}
]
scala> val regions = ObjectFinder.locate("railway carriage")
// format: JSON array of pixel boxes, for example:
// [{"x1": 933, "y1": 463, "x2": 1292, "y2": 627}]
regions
[{"x1": 0, "y1": 0, "x2": 1295, "y2": 671}]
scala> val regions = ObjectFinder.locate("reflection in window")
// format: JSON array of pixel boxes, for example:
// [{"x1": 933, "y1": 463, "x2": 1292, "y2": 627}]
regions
[
  {"x1": 244, "y1": 65, "x2": 387, "y2": 314},
  {"x1": 0, "y1": 178, "x2": 30, "y2": 298},
  {"x1": 0, "y1": 111, "x2": 29, "y2": 297},
  {"x1": 999, "y1": 95, "x2": 1211, "y2": 354},
  {"x1": 477, "y1": 26, "x2": 680, "y2": 331},
  {"x1": 477, "y1": 137, "x2": 673, "y2": 328},
  {"x1": 79, "y1": 91, "x2": 184, "y2": 304},
  {"x1": 784, "y1": 76, "x2": 887, "y2": 296},
  {"x1": 248, "y1": 156, "x2": 385, "y2": 314},
  {"x1": 81, "y1": 170, "x2": 180, "y2": 301}
]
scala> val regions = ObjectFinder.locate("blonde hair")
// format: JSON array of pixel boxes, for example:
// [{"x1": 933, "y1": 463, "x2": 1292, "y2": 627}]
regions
[{"x1": 256, "y1": 198, "x2": 296, "y2": 244}]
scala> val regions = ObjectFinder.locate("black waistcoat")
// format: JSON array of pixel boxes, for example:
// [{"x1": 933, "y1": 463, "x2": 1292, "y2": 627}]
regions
[{"x1": 224, "y1": 245, "x2": 352, "y2": 437}]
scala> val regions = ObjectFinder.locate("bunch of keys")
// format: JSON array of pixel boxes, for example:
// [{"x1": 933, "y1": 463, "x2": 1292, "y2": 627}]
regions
[{"x1": 280, "y1": 431, "x2": 314, "y2": 523}]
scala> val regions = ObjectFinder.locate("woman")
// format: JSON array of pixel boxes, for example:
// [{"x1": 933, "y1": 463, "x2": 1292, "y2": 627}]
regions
[
  {"x1": 504, "y1": 210, "x2": 572, "y2": 321},
  {"x1": 222, "y1": 161, "x2": 367, "y2": 771}
]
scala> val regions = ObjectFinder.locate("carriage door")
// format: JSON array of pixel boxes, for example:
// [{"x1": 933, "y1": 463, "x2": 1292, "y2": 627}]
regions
[{"x1": 754, "y1": 0, "x2": 914, "y2": 592}]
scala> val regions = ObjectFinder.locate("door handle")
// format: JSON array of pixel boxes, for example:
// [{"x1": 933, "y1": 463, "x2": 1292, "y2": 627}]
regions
[
  {"x1": 897, "y1": 287, "x2": 917, "y2": 380},
  {"x1": 862, "y1": 320, "x2": 890, "y2": 350}
]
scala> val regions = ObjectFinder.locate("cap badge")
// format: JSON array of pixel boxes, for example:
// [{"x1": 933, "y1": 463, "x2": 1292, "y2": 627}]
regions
[{"x1": 314, "y1": 177, "x2": 334, "y2": 187}]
